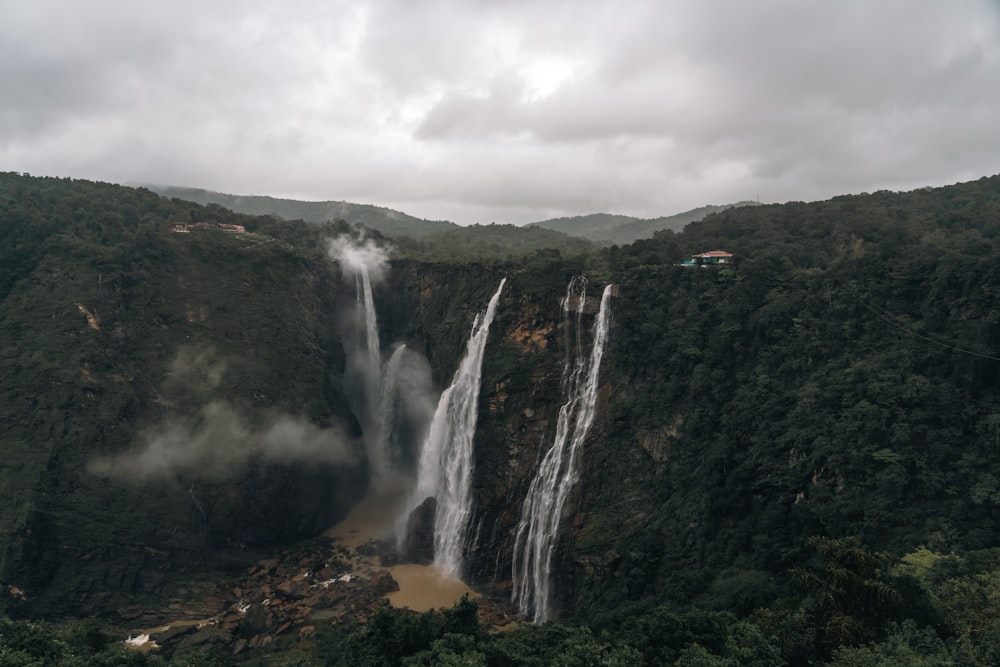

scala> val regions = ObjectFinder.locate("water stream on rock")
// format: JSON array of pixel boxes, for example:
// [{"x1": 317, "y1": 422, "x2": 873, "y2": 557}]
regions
[
  {"x1": 402, "y1": 278, "x2": 507, "y2": 578},
  {"x1": 512, "y1": 279, "x2": 613, "y2": 622}
]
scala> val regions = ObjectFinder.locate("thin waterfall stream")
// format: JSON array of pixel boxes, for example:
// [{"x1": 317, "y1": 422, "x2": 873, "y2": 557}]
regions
[
  {"x1": 512, "y1": 279, "x2": 613, "y2": 622},
  {"x1": 376, "y1": 344, "x2": 408, "y2": 474},
  {"x1": 355, "y1": 265, "x2": 389, "y2": 479}
]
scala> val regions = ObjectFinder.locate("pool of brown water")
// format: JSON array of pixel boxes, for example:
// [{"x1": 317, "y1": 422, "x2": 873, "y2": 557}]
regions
[{"x1": 325, "y1": 487, "x2": 477, "y2": 612}]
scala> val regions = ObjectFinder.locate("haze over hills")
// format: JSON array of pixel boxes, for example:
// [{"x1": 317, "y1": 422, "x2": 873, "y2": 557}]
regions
[
  {"x1": 150, "y1": 185, "x2": 460, "y2": 239},
  {"x1": 528, "y1": 201, "x2": 762, "y2": 245},
  {"x1": 152, "y1": 185, "x2": 759, "y2": 246}
]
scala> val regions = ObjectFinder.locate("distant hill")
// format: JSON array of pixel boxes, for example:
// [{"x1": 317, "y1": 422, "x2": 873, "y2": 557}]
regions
[
  {"x1": 529, "y1": 201, "x2": 761, "y2": 244},
  {"x1": 526, "y1": 213, "x2": 639, "y2": 240},
  {"x1": 150, "y1": 185, "x2": 460, "y2": 239},
  {"x1": 395, "y1": 222, "x2": 593, "y2": 260}
]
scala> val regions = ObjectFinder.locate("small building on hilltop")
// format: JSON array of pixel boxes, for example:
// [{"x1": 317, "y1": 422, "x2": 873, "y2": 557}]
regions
[
  {"x1": 680, "y1": 250, "x2": 734, "y2": 267},
  {"x1": 170, "y1": 222, "x2": 247, "y2": 234}
]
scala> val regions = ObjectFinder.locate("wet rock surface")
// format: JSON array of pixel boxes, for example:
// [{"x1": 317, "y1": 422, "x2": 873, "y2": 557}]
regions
[
  {"x1": 120, "y1": 532, "x2": 518, "y2": 659},
  {"x1": 114, "y1": 535, "x2": 386, "y2": 657}
]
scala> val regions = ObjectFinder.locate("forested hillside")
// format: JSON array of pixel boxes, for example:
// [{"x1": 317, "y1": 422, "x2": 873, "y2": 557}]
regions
[
  {"x1": 559, "y1": 176, "x2": 1000, "y2": 663},
  {"x1": 392, "y1": 222, "x2": 593, "y2": 260},
  {"x1": 0, "y1": 174, "x2": 367, "y2": 619},
  {"x1": 530, "y1": 201, "x2": 760, "y2": 244},
  {"x1": 389, "y1": 175, "x2": 1000, "y2": 664},
  {"x1": 3, "y1": 172, "x2": 1000, "y2": 664},
  {"x1": 150, "y1": 185, "x2": 459, "y2": 239}
]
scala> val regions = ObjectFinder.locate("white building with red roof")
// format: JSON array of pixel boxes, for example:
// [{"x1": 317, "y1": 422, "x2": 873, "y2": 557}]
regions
[{"x1": 680, "y1": 250, "x2": 734, "y2": 267}]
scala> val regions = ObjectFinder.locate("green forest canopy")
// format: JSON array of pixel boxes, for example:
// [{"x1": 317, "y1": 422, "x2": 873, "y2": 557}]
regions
[{"x1": 3, "y1": 172, "x2": 1000, "y2": 664}]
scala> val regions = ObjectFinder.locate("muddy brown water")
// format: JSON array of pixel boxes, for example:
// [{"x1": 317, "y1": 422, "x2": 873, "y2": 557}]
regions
[
  {"x1": 324, "y1": 486, "x2": 407, "y2": 548},
  {"x1": 325, "y1": 488, "x2": 477, "y2": 611},
  {"x1": 385, "y1": 563, "x2": 479, "y2": 612}
]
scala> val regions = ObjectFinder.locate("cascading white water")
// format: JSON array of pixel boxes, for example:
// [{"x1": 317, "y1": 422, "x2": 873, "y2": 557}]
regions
[
  {"x1": 357, "y1": 267, "x2": 382, "y2": 393},
  {"x1": 404, "y1": 278, "x2": 507, "y2": 577},
  {"x1": 376, "y1": 344, "x2": 408, "y2": 474},
  {"x1": 512, "y1": 279, "x2": 613, "y2": 622},
  {"x1": 354, "y1": 266, "x2": 387, "y2": 476},
  {"x1": 328, "y1": 237, "x2": 400, "y2": 485}
]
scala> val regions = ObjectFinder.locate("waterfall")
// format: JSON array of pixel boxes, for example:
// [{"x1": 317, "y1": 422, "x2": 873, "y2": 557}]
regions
[
  {"x1": 404, "y1": 278, "x2": 507, "y2": 577},
  {"x1": 377, "y1": 344, "x2": 408, "y2": 474},
  {"x1": 353, "y1": 265, "x2": 390, "y2": 481},
  {"x1": 328, "y1": 236, "x2": 398, "y2": 486},
  {"x1": 357, "y1": 267, "x2": 382, "y2": 391},
  {"x1": 512, "y1": 279, "x2": 613, "y2": 622}
]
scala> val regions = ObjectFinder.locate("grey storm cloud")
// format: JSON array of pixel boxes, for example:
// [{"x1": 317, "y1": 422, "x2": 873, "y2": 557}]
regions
[{"x1": 1, "y1": 0, "x2": 998, "y2": 224}]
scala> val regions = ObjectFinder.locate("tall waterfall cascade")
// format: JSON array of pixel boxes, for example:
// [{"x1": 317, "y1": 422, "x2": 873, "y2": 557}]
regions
[
  {"x1": 403, "y1": 278, "x2": 507, "y2": 577},
  {"x1": 354, "y1": 266, "x2": 390, "y2": 479},
  {"x1": 512, "y1": 279, "x2": 613, "y2": 622},
  {"x1": 330, "y1": 236, "x2": 403, "y2": 488},
  {"x1": 357, "y1": 267, "x2": 382, "y2": 395}
]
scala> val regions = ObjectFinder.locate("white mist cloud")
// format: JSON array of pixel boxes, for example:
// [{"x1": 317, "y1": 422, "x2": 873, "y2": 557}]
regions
[
  {"x1": 163, "y1": 344, "x2": 227, "y2": 393},
  {"x1": 390, "y1": 344, "x2": 438, "y2": 440},
  {"x1": 327, "y1": 235, "x2": 390, "y2": 282},
  {"x1": 88, "y1": 401, "x2": 356, "y2": 483},
  {"x1": 88, "y1": 345, "x2": 357, "y2": 483},
  {"x1": 259, "y1": 414, "x2": 355, "y2": 464}
]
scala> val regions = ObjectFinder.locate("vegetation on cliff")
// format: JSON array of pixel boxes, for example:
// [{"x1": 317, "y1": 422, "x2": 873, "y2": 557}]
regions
[
  {"x1": 4, "y1": 171, "x2": 1000, "y2": 664},
  {"x1": 0, "y1": 173, "x2": 366, "y2": 619},
  {"x1": 149, "y1": 185, "x2": 460, "y2": 239},
  {"x1": 560, "y1": 174, "x2": 1000, "y2": 663},
  {"x1": 529, "y1": 201, "x2": 760, "y2": 245}
]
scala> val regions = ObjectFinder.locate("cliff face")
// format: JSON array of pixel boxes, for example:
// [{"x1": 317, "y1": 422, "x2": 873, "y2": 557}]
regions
[
  {"x1": 0, "y1": 178, "x2": 588, "y2": 621},
  {"x1": 381, "y1": 260, "x2": 612, "y2": 615},
  {"x1": 7, "y1": 173, "x2": 1000, "y2": 631},
  {"x1": 388, "y1": 226, "x2": 1000, "y2": 624},
  {"x1": 1, "y1": 175, "x2": 720, "y2": 625},
  {"x1": 0, "y1": 176, "x2": 368, "y2": 618}
]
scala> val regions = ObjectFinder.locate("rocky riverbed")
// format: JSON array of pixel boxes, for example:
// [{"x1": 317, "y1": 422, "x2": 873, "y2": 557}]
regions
[{"x1": 116, "y1": 496, "x2": 520, "y2": 659}]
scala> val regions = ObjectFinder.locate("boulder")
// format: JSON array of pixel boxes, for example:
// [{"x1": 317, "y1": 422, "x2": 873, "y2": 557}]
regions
[
  {"x1": 401, "y1": 496, "x2": 436, "y2": 564},
  {"x1": 370, "y1": 570, "x2": 399, "y2": 595}
]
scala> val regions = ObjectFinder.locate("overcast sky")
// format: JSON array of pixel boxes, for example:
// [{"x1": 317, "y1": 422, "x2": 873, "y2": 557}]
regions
[{"x1": 1, "y1": 1, "x2": 998, "y2": 225}]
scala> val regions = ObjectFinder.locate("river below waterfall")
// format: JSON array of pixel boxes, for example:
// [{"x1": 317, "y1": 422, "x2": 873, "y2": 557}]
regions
[
  {"x1": 386, "y1": 564, "x2": 478, "y2": 612},
  {"x1": 120, "y1": 488, "x2": 500, "y2": 659},
  {"x1": 325, "y1": 489, "x2": 477, "y2": 612}
]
